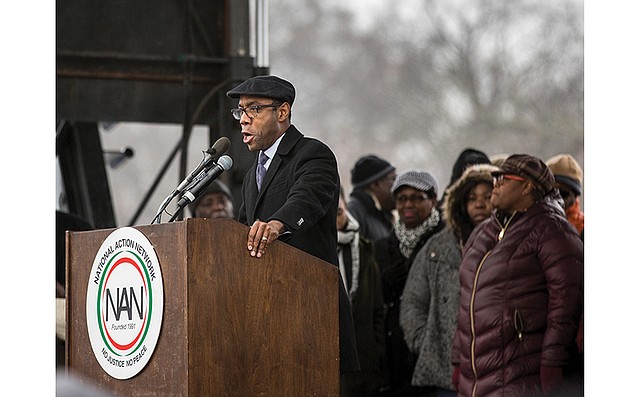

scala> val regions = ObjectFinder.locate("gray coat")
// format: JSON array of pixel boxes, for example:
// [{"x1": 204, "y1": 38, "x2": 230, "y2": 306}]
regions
[
  {"x1": 399, "y1": 164, "x2": 498, "y2": 390},
  {"x1": 400, "y1": 228, "x2": 460, "y2": 389}
]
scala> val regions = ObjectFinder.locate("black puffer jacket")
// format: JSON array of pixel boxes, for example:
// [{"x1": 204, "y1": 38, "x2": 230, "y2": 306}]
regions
[{"x1": 452, "y1": 197, "x2": 583, "y2": 397}]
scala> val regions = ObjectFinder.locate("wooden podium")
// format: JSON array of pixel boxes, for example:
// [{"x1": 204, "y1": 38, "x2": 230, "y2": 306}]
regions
[{"x1": 65, "y1": 218, "x2": 339, "y2": 396}]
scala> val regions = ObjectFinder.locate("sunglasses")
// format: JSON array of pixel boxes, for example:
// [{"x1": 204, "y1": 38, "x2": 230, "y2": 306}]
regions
[{"x1": 493, "y1": 174, "x2": 527, "y2": 187}]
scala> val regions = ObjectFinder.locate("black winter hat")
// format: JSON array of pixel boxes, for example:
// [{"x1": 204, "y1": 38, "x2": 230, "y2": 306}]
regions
[
  {"x1": 226, "y1": 75, "x2": 296, "y2": 105},
  {"x1": 188, "y1": 180, "x2": 233, "y2": 217},
  {"x1": 351, "y1": 155, "x2": 396, "y2": 190},
  {"x1": 449, "y1": 148, "x2": 491, "y2": 186}
]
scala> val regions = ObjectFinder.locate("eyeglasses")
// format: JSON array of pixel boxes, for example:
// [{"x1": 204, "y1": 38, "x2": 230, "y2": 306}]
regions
[
  {"x1": 395, "y1": 193, "x2": 429, "y2": 204},
  {"x1": 230, "y1": 103, "x2": 281, "y2": 120},
  {"x1": 493, "y1": 174, "x2": 526, "y2": 187}
]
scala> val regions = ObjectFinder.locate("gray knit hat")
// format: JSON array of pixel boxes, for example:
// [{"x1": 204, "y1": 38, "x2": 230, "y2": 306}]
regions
[{"x1": 391, "y1": 170, "x2": 439, "y2": 197}]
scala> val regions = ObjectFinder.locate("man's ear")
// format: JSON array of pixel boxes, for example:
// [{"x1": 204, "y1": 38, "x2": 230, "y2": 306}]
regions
[
  {"x1": 278, "y1": 102, "x2": 290, "y2": 121},
  {"x1": 368, "y1": 179, "x2": 382, "y2": 193}
]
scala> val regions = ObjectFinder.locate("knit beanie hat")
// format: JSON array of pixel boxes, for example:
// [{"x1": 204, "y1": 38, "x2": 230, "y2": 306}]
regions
[
  {"x1": 351, "y1": 155, "x2": 396, "y2": 190},
  {"x1": 492, "y1": 154, "x2": 555, "y2": 196},
  {"x1": 449, "y1": 148, "x2": 491, "y2": 185},
  {"x1": 391, "y1": 170, "x2": 439, "y2": 197},
  {"x1": 546, "y1": 154, "x2": 582, "y2": 196}
]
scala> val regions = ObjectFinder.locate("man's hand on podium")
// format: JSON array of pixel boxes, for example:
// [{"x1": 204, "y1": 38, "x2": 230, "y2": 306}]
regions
[{"x1": 247, "y1": 219, "x2": 283, "y2": 258}]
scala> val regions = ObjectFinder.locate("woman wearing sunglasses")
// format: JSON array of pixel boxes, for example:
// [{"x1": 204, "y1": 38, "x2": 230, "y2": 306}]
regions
[{"x1": 451, "y1": 154, "x2": 583, "y2": 397}]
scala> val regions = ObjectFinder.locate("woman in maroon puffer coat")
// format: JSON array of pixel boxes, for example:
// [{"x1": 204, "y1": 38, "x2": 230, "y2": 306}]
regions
[{"x1": 451, "y1": 154, "x2": 583, "y2": 397}]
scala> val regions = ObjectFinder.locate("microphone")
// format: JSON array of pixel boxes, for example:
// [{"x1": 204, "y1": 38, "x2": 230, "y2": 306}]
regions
[
  {"x1": 174, "y1": 137, "x2": 230, "y2": 193},
  {"x1": 152, "y1": 137, "x2": 231, "y2": 224},
  {"x1": 176, "y1": 155, "x2": 234, "y2": 209}
]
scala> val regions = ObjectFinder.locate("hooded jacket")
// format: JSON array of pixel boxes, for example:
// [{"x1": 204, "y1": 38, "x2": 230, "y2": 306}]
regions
[
  {"x1": 400, "y1": 164, "x2": 496, "y2": 390},
  {"x1": 452, "y1": 197, "x2": 583, "y2": 397}
]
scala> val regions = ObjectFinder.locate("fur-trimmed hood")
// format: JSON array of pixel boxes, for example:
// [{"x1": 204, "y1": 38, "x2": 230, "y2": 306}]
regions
[{"x1": 441, "y1": 163, "x2": 500, "y2": 244}]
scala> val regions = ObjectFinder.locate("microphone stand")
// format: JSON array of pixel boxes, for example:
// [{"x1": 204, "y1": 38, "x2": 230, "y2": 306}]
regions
[
  {"x1": 150, "y1": 150, "x2": 214, "y2": 224},
  {"x1": 167, "y1": 204, "x2": 186, "y2": 223},
  {"x1": 151, "y1": 192, "x2": 177, "y2": 224}
]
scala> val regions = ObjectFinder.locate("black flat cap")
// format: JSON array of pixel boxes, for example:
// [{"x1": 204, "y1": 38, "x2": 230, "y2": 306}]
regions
[{"x1": 226, "y1": 75, "x2": 296, "y2": 105}]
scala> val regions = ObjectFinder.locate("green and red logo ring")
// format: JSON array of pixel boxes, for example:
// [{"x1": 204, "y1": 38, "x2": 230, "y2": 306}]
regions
[{"x1": 86, "y1": 227, "x2": 164, "y2": 380}]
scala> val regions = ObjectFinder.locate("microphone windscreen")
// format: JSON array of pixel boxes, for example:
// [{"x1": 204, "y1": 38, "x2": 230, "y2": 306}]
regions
[
  {"x1": 217, "y1": 155, "x2": 234, "y2": 171},
  {"x1": 212, "y1": 137, "x2": 231, "y2": 156}
]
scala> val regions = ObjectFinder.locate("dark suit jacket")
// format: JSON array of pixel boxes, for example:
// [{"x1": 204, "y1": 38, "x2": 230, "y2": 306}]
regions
[
  {"x1": 239, "y1": 125, "x2": 340, "y2": 265},
  {"x1": 238, "y1": 125, "x2": 360, "y2": 373}
]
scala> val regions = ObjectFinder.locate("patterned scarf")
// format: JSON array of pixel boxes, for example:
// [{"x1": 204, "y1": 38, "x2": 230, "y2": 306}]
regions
[
  {"x1": 337, "y1": 212, "x2": 360, "y2": 301},
  {"x1": 393, "y1": 207, "x2": 441, "y2": 259}
]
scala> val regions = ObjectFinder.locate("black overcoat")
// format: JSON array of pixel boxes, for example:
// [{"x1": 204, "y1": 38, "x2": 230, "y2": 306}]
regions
[{"x1": 239, "y1": 125, "x2": 360, "y2": 373}]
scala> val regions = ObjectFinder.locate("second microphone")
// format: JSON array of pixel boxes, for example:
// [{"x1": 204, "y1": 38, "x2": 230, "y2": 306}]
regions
[{"x1": 177, "y1": 155, "x2": 234, "y2": 209}]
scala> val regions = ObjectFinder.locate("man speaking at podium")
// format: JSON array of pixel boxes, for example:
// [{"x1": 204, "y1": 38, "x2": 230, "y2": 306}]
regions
[{"x1": 227, "y1": 75, "x2": 360, "y2": 375}]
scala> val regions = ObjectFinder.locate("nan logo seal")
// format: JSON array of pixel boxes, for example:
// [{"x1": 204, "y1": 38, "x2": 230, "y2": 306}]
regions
[{"x1": 86, "y1": 227, "x2": 164, "y2": 379}]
